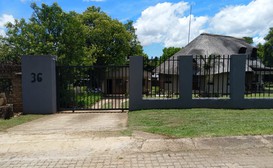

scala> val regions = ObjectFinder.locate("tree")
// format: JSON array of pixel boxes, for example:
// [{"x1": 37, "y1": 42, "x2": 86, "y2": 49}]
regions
[
  {"x1": 0, "y1": 36, "x2": 15, "y2": 63},
  {"x1": 243, "y1": 37, "x2": 254, "y2": 44},
  {"x1": 1, "y1": 3, "x2": 93, "y2": 65},
  {"x1": 257, "y1": 43, "x2": 265, "y2": 61},
  {"x1": 0, "y1": 3, "x2": 147, "y2": 66},
  {"x1": 81, "y1": 7, "x2": 133, "y2": 65},
  {"x1": 161, "y1": 47, "x2": 181, "y2": 62},
  {"x1": 256, "y1": 28, "x2": 273, "y2": 66},
  {"x1": 263, "y1": 28, "x2": 273, "y2": 66},
  {"x1": 124, "y1": 20, "x2": 147, "y2": 57}
]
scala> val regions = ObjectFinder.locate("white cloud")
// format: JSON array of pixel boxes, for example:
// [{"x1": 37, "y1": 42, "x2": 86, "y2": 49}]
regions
[
  {"x1": 253, "y1": 36, "x2": 265, "y2": 44},
  {"x1": 208, "y1": 0, "x2": 273, "y2": 44},
  {"x1": 134, "y1": 1, "x2": 208, "y2": 47},
  {"x1": 0, "y1": 14, "x2": 15, "y2": 36},
  {"x1": 0, "y1": 29, "x2": 5, "y2": 37},
  {"x1": 136, "y1": 0, "x2": 273, "y2": 49}
]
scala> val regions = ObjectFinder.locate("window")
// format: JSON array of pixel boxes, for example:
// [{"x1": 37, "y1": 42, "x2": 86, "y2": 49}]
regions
[{"x1": 238, "y1": 47, "x2": 247, "y2": 54}]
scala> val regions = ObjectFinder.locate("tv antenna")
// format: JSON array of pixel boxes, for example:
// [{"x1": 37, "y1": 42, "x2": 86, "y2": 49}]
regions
[{"x1": 188, "y1": 5, "x2": 192, "y2": 44}]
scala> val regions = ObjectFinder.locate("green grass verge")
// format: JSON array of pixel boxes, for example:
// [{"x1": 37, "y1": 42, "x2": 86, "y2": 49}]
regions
[
  {"x1": 0, "y1": 114, "x2": 44, "y2": 132},
  {"x1": 128, "y1": 109, "x2": 273, "y2": 138}
]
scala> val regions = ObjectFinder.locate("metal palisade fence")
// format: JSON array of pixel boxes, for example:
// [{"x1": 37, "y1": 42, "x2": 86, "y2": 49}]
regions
[
  {"x1": 192, "y1": 55, "x2": 231, "y2": 98},
  {"x1": 143, "y1": 55, "x2": 273, "y2": 99},
  {"x1": 143, "y1": 56, "x2": 179, "y2": 99},
  {"x1": 245, "y1": 56, "x2": 273, "y2": 98}
]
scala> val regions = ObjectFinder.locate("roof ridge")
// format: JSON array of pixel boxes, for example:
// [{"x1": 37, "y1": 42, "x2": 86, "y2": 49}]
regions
[{"x1": 200, "y1": 33, "x2": 245, "y2": 41}]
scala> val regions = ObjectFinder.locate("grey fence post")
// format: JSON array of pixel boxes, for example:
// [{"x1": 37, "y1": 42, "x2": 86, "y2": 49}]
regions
[
  {"x1": 230, "y1": 54, "x2": 246, "y2": 105},
  {"x1": 129, "y1": 56, "x2": 143, "y2": 111},
  {"x1": 22, "y1": 55, "x2": 57, "y2": 114},
  {"x1": 179, "y1": 55, "x2": 193, "y2": 102}
]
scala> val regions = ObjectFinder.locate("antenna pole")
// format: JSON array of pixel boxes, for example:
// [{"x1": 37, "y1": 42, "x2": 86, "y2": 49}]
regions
[{"x1": 188, "y1": 5, "x2": 192, "y2": 44}]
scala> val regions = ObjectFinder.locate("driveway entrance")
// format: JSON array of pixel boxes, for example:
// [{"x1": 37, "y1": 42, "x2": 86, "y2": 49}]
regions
[
  {"x1": 56, "y1": 65, "x2": 129, "y2": 112},
  {"x1": 8, "y1": 113, "x2": 128, "y2": 133},
  {"x1": 1, "y1": 113, "x2": 273, "y2": 167}
]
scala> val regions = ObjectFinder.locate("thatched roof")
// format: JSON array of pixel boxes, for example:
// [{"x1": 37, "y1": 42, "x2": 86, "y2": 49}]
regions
[
  {"x1": 156, "y1": 33, "x2": 265, "y2": 75},
  {"x1": 174, "y1": 33, "x2": 255, "y2": 56}
]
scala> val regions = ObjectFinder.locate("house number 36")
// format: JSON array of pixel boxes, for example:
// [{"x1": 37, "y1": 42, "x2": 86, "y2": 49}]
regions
[{"x1": 31, "y1": 73, "x2": 43, "y2": 83}]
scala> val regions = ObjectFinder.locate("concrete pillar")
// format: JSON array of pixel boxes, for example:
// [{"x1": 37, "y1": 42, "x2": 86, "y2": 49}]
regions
[
  {"x1": 22, "y1": 55, "x2": 57, "y2": 114},
  {"x1": 129, "y1": 56, "x2": 143, "y2": 111},
  {"x1": 179, "y1": 55, "x2": 193, "y2": 101},
  {"x1": 230, "y1": 54, "x2": 246, "y2": 103}
]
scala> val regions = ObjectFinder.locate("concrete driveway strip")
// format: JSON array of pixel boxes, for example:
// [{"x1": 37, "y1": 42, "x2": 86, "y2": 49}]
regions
[
  {"x1": 7, "y1": 113, "x2": 128, "y2": 133},
  {"x1": 1, "y1": 113, "x2": 273, "y2": 168}
]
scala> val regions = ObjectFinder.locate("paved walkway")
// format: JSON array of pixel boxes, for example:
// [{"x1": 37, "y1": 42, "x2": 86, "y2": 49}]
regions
[{"x1": 1, "y1": 113, "x2": 273, "y2": 168}]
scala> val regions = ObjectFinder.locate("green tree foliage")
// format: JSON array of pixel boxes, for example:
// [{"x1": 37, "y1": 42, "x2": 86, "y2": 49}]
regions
[
  {"x1": 256, "y1": 28, "x2": 273, "y2": 66},
  {"x1": 0, "y1": 3, "x2": 146, "y2": 65},
  {"x1": 243, "y1": 37, "x2": 254, "y2": 44},
  {"x1": 1, "y1": 3, "x2": 93, "y2": 65},
  {"x1": 81, "y1": 7, "x2": 135, "y2": 65},
  {"x1": 0, "y1": 37, "x2": 14, "y2": 63},
  {"x1": 143, "y1": 47, "x2": 181, "y2": 71},
  {"x1": 263, "y1": 28, "x2": 273, "y2": 66},
  {"x1": 257, "y1": 43, "x2": 265, "y2": 61},
  {"x1": 143, "y1": 56, "x2": 159, "y2": 71},
  {"x1": 161, "y1": 47, "x2": 181, "y2": 62},
  {"x1": 124, "y1": 20, "x2": 147, "y2": 57}
]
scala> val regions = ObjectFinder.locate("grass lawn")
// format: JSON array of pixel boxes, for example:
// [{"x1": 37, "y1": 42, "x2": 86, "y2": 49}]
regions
[
  {"x1": 76, "y1": 92, "x2": 102, "y2": 108},
  {"x1": 128, "y1": 109, "x2": 273, "y2": 138},
  {"x1": 0, "y1": 114, "x2": 44, "y2": 132}
]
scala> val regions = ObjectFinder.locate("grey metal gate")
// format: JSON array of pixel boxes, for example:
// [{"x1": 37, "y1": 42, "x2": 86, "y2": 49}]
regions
[{"x1": 56, "y1": 65, "x2": 129, "y2": 112}]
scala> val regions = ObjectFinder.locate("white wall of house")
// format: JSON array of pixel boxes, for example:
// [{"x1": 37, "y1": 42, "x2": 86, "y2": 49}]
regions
[{"x1": 197, "y1": 73, "x2": 229, "y2": 96}]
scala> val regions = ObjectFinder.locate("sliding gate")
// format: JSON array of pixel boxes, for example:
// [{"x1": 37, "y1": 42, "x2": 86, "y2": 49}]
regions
[{"x1": 56, "y1": 65, "x2": 129, "y2": 111}]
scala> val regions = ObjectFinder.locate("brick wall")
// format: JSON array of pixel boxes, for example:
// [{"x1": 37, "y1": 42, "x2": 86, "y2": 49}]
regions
[{"x1": 0, "y1": 65, "x2": 22, "y2": 112}]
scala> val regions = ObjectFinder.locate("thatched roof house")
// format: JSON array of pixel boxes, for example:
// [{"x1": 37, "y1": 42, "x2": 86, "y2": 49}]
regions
[
  {"x1": 154, "y1": 33, "x2": 269, "y2": 95},
  {"x1": 156, "y1": 33, "x2": 264, "y2": 74}
]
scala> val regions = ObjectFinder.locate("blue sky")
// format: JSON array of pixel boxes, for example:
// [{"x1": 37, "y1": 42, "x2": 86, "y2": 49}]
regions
[{"x1": 1, "y1": 0, "x2": 273, "y2": 57}]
